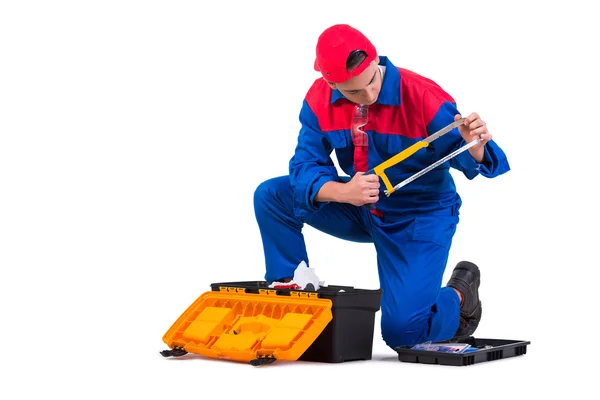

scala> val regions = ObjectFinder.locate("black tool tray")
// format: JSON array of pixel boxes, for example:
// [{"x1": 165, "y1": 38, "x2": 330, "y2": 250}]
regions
[{"x1": 395, "y1": 337, "x2": 530, "y2": 366}]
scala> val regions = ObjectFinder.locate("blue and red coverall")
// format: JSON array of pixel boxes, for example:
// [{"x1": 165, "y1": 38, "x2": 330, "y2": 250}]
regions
[{"x1": 254, "y1": 56, "x2": 510, "y2": 348}]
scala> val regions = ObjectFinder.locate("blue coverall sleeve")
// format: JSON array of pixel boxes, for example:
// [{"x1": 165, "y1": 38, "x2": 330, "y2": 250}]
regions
[
  {"x1": 427, "y1": 100, "x2": 511, "y2": 180},
  {"x1": 288, "y1": 99, "x2": 339, "y2": 219}
]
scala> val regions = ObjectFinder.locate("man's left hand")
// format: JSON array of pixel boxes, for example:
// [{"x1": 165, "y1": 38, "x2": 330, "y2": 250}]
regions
[{"x1": 455, "y1": 112, "x2": 491, "y2": 163}]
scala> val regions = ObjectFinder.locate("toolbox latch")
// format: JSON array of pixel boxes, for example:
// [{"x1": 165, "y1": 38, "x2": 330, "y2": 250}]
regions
[
  {"x1": 249, "y1": 354, "x2": 276, "y2": 366},
  {"x1": 290, "y1": 291, "x2": 318, "y2": 298},
  {"x1": 219, "y1": 287, "x2": 246, "y2": 293},
  {"x1": 258, "y1": 289, "x2": 277, "y2": 296}
]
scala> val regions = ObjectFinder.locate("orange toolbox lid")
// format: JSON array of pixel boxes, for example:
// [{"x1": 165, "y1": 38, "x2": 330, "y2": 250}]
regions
[{"x1": 162, "y1": 287, "x2": 333, "y2": 365}]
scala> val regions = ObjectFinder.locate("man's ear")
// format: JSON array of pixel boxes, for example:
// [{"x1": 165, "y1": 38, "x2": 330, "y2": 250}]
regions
[{"x1": 326, "y1": 81, "x2": 337, "y2": 90}]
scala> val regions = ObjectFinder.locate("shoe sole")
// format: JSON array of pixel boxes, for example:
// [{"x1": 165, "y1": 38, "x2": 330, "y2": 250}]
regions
[
  {"x1": 455, "y1": 261, "x2": 481, "y2": 283},
  {"x1": 454, "y1": 261, "x2": 482, "y2": 337}
]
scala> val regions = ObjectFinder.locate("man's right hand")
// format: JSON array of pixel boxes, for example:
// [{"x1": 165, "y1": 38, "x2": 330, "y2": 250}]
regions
[
  {"x1": 342, "y1": 172, "x2": 380, "y2": 206},
  {"x1": 314, "y1": 172, "x2": 381, "y2": 206}
]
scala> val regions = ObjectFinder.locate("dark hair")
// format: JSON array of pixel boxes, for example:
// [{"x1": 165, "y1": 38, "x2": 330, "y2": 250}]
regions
[{"x1": 346, "y1": 50, "x2": 368, "y2": 71}]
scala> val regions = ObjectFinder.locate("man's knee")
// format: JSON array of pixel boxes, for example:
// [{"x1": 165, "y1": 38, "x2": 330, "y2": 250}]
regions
[
  {"x1": 254, "y1": 176, "x2": 288, "y2": 205},
  {"x1": 381, "y1": 311, "x2": 429, "y2": 348},
  {"x1": 254, "y1": 176, "x2": 296, "y2": 224}
]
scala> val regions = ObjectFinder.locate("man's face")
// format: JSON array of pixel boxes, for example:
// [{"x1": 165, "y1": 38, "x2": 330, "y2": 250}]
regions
[{"x1": 329, "y1": 58, "x2": 382, "y2": 105}]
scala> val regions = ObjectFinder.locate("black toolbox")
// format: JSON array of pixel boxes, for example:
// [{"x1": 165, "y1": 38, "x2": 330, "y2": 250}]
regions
[
  {"x1": 209, "y1": 281, "x2": 382, "y2": 363},
  {"x1": 395, "y1": 337, "x2": 530, "y2": 366}
]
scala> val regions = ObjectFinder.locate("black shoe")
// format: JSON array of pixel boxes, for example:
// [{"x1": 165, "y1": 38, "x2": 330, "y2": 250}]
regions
[{"x1": 447, "y1": 261, "x2": 482, "y2": 338}]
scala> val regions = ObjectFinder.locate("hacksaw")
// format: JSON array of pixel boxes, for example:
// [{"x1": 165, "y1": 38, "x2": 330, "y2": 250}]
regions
[{"x1": 365, "y1": 117, "x2": 482, "y2": 197}]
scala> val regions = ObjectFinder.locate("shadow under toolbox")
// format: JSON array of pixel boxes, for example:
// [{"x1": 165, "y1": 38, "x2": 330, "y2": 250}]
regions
[
  {"x1": 395, "y1": 337, "x2": 531, "y2": 366},
  {"x1": 161, "y1": 281, "x2": 382, "y2": 365}
]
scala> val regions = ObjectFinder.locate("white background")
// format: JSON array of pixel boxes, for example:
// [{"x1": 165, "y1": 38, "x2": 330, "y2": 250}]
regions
[{"x1": 1, "y1": 0, "x2": 598, "y2": 398}]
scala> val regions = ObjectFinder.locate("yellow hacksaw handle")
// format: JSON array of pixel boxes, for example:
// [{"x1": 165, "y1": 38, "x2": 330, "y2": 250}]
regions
[{"x1": 373, "y1": 141, "x2": 429, "y2": 194}]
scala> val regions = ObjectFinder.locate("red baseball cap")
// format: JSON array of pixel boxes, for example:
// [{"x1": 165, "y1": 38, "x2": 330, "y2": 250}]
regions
[{"x1": 314, "y1": 24, "x2": 377, "y2": 83}]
